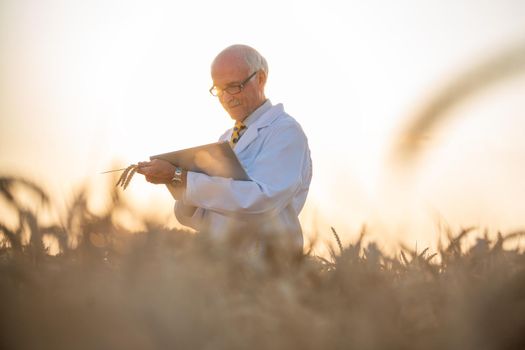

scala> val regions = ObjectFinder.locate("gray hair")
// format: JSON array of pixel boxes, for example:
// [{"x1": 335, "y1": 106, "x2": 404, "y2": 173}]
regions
[{"x1": 217, "y1": 44, "x2": 269, "y2": 75}]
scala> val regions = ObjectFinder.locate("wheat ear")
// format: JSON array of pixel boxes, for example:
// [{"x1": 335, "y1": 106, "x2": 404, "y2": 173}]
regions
[
  {"x1": 122, "y1": 167, "x2": 137, "y2": 190},
  {"x1": 116, "y1": 164, "x2": 137, "y2": 189}
]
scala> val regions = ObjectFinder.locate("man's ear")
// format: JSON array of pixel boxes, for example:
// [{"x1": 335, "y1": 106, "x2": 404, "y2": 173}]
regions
[{"x1": 257, "y1": 70, "x2": 267, "y2": 87}]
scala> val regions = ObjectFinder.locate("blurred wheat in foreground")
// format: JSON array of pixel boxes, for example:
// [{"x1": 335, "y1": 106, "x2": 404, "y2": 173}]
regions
[{"x1": 1, "y1": 176, "x2": 525, "y2": 350}]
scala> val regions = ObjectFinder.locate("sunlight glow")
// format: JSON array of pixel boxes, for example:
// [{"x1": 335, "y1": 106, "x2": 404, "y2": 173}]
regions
[{"x1": 1, "y1": 0, "x2": 525, "y2": 248}]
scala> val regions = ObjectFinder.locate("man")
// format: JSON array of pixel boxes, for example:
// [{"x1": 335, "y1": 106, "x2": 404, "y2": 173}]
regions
[{"x1": 137, "y1": 44, "x2": 312, "y2": 250}]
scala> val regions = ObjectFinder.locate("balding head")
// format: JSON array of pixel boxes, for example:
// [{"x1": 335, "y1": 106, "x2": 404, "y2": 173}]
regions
[
  {"x1": 210, "y1": 45, "x2": 269, "y2": 122},
  {"x1": 212, "y1": 44, "x2": 268, "y2": 76}
]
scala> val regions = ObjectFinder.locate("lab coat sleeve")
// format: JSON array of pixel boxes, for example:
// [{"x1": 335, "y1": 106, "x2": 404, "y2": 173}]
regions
[
  {"x1": 166, "y1": 184, "x2": 200, "y2": 230},
  {"x1": 166, "y1": 131, "x2": 231, "y2": 230},
  {"x1": 182, "y1": 123, "x2": 308, "y2": 216}
]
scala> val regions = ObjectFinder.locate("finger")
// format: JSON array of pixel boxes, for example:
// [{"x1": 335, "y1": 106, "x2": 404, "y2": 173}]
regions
[
  {"x1": 137, "y1": 161, "x2": 151, "y2": 168},
  {"x1": 146, "y1": 176, "x2": 163, "y2": 184},
  {"x1": 137, "y1": 164, "x2": 155, "y2": 175}
]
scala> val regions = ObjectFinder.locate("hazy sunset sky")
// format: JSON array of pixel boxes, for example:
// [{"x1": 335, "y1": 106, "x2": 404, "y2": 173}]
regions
[{"x1": 1, "y1": 0, "x2": 525, "y2": 249}]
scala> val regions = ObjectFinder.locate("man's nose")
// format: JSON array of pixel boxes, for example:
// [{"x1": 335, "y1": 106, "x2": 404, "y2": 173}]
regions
[{"x1": 219, "y1": 90, "x2": 233, "y2": 102}]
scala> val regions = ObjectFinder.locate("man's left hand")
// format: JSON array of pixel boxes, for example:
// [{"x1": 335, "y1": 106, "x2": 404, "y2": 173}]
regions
[{"x1": 136, "y1": 159, "x2": 175, "y2": 184}]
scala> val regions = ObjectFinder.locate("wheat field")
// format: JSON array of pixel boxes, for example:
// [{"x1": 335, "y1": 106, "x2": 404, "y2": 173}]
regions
[{"x1": 1, "y1": 176, "x2": 524, "y2": 350}]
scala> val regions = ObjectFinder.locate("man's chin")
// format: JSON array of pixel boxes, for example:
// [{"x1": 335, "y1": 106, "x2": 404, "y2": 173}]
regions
[{"x1": 227, "y1": 108, "x2": 244, "y2": 120}]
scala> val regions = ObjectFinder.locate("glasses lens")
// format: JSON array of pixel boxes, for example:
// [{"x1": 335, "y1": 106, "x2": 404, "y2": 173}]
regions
[
  {"x1": 209, "y1": 83, "x2": 244, "y2": 97},
  {"x1": 225, "y1": 85, "x2": 242, "y2": 95}
]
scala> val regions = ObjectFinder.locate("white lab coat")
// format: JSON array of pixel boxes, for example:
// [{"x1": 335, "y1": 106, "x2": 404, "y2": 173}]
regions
[{"x1": 170, "y1": 103, "x2": 312, "y2": 248}]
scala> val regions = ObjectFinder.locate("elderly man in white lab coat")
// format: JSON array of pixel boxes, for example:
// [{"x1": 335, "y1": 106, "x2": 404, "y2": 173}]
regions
[{"x1": 137, "y1": 44, "x2": 312, "y2": 251}]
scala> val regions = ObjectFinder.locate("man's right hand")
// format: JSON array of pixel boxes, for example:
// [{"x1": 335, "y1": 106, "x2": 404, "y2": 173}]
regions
[{"x1": 136, "y1": 159, "x2": 176, "y2": 184}]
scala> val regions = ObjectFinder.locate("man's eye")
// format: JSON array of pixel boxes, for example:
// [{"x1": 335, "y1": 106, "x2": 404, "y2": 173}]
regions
[{"x1": 226, "y1": 85, "x2": 241, "y2": 91}]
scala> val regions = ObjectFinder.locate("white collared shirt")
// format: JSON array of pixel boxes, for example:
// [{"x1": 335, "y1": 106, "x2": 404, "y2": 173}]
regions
[
  {"x1": 241, "y1": 99, "x2": 272, "y2": 127},
  {"x1": 172, "y1": 101, "x2": 312, "y2": 249},
  {"x1": 231, "y1": 99, "x2": 272, "y2": 145}
]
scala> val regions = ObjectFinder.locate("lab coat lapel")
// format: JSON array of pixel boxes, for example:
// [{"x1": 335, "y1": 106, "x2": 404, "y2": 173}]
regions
[
  {"x1": 233, "y1": 125, "x2": 258, "y2": 154},
  {"x1": 234, "y1": 104, "x2": 283, "y2": 154}
]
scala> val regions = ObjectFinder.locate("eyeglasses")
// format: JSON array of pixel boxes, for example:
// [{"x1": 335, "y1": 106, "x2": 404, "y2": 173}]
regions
[{"x1": 209, "y1": 71, "x2": 257, "y2": 97}]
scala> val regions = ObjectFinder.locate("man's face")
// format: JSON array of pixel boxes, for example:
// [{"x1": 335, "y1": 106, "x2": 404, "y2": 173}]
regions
[{"x1": 210, "y1": 54, "x2": 266, "y2": 121}]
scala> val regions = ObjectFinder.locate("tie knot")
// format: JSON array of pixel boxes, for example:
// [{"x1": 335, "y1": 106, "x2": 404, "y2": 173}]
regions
[
  {"x1": 230, "y1": 121, "x2": 247, "y2": 147},
  {"x1": 233, "y1": 121, "x2": 246, "y2": 132}
]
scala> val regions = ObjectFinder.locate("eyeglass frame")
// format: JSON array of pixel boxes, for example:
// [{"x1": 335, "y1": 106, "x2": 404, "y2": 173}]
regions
[{"x1": 209, "y1": 71, "x2": 258, "y2": 97}]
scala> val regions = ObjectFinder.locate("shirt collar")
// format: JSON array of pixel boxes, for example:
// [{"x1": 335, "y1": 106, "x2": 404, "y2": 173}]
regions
[{"x1": 242, "y1": 99, "x2": 272, "y2": 127}]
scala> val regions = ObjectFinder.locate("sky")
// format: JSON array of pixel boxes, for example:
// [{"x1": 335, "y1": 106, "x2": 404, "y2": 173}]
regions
[{"x1": 1, "y1": 0, "x2": 525, "y2": 251}]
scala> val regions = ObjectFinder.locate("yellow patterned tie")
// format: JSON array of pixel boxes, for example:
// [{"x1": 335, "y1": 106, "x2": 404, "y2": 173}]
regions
[{"x1": 229, "y1": 121, "x2": 246, "y2": 147}]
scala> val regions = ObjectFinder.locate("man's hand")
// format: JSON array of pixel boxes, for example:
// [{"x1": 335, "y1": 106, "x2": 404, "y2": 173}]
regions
[{"x1": 136, "y1": 159, "x2": 175, "y2": 184}]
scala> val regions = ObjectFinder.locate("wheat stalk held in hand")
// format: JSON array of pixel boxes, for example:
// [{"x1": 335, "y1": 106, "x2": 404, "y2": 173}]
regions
[{"x1": 115, "y1": 164, "x2": 137, "y2": 190}]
